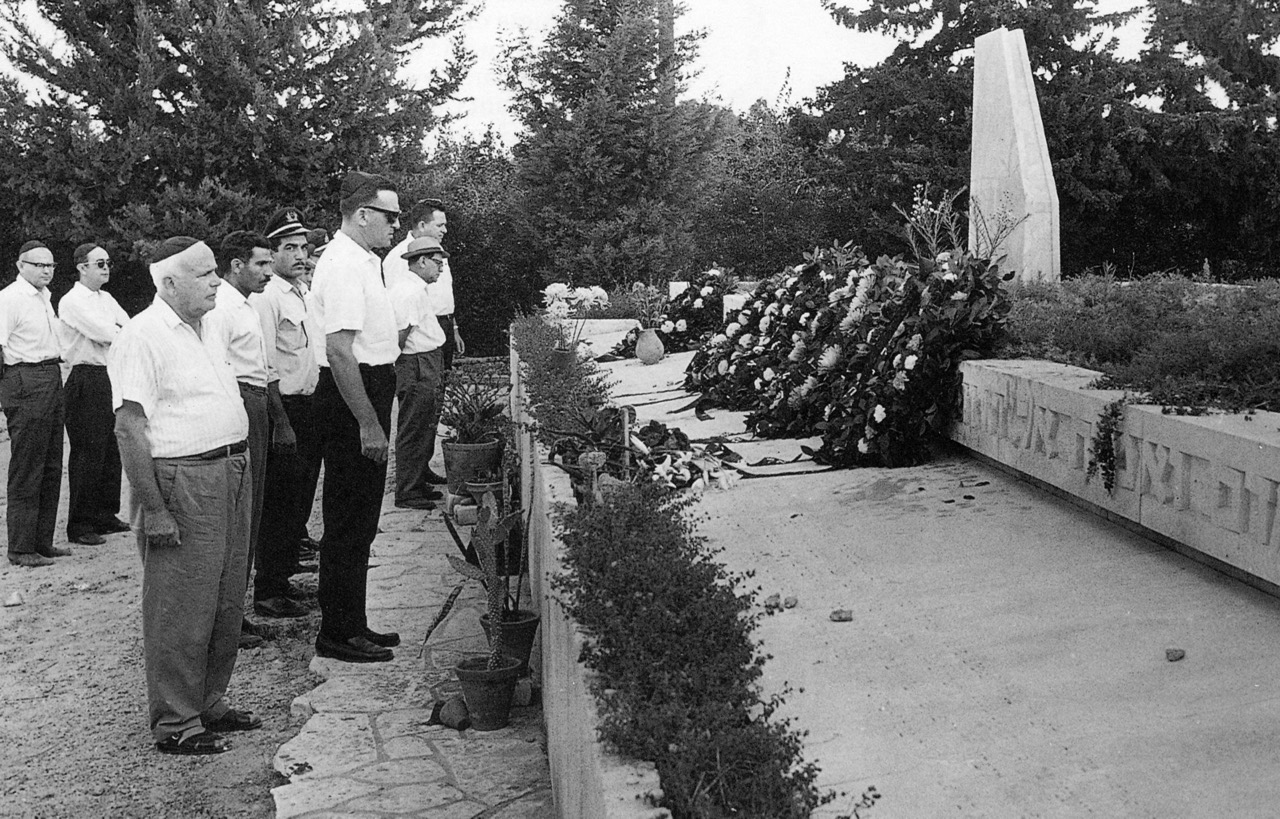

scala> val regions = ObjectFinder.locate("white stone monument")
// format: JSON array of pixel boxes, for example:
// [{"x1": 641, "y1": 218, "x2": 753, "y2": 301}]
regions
[{"x1": 969, "y1": 27, "x2": 1060, "y2": 283}]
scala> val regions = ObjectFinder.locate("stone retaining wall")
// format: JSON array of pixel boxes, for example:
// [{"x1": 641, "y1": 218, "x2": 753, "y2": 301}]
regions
[
  {"x1": 952, "y1": 360, "x2": 1280, "y2": 592},
  {"x1": 510, "y1": 345, "x2": 671, "y2": 819}
]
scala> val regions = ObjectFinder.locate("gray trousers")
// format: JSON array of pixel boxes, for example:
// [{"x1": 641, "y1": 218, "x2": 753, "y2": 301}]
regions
[
  {"x1": 239, "y1": 383, "x2": 269, "y2": 586},
  {"x1": 394, "y1": 349, "x2": 444, "y2": 504},
  {"x1": 135, "y1": 451, "x2": 251, "y2": 742}
]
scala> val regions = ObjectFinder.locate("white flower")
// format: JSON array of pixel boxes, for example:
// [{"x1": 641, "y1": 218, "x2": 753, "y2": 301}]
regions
[
  {"x1": 907, "y1": 333, "x2": 922, "y2": 352},
  {"x1": 661, "y1": 321, "x2": 674, "y2": 333},
  {"x1": 752, "y1": 346, "x2": 764, "y2": 354},
  {"x1": 545, "y1": 301, "x2": 570, "y2": 320},
  {"x1": 728, "y1": 364, "x2": 737, "y2": 374},
  {"x1": 857, "y1": 438, "x2": 870, "y2": 454},
  {"x1": 717, "y1": 359, "x2": 729, "y2": 375},
  {"x1": 693, "y1": 298, "x2": 704, "y2": 309},
  {"x1": 775, "y1": 288, "x2": 786, "y2": 298},
  {"x1": 788, "y1": 340, "x2": 806, "y2": 362},
  {"x1": 820, "y1": 270, "x2": 834, "y2": 281},
  {"x1": 700, "y1": 285, "x2": 714, "y2": 297},
  {"x1": 904, "y1": 354, "x2": 918, "y2": 371},
  {"x1": 782, "y1": 304, "x2": 792, "y2": 316},
  {"x1": 738, "y1": 333, "x2": 754, "y2": 348},
  {"x1": 950, "y1": 291, "x2": 967, "y2": 301},
  {"x1": 752, "y1": 300, "x2": 763, "y2": 310},
  {"x1": 758, "y1": 315, "x2": 771, "y2": 334},
  {"x1": 798, "y1": 375, "x2": 818, "y2": 397},
  {"x1": 763, "y1": 367, "x2": 775, "y2": 381},
  {"x1": 942, "y1": 272, "x2": 958, "y2": 283},
  {"x1": 711, "y1": 333, "x2": 727, "y2": 345},
  {"x1": 765, "y1": 302, "x2": 780, "y2": 316},
  {"x1": 873, "y1": 404, "x2": 887, "y2": 423},
  {"x1": 800, "y1": 312, "x2": 810, "y2": 324},
  {"x1": 725, "y1": 322, "x2": 742, "y2": 338},
  {"x1": 754, "y1": 378, "x2": 762, "y2": 391},
  {"x1": 542, "y1": 282, "x2": 571, "y2": 304},
  {"x1": 738, "y1": 312, "x2": 751, "y2": 325},
  {"x1": 893, "y1": 372, "x2": 908, "y2": 391},
  {"x1": 818, "y1": 346, "x2": 841, "y2": 371},
  {"x1": 676, "y1": 319, "x2": 687, "y2": 332},
  {"x1": 786, "y1": 276, "x2": 798, "y2": 287},
  {"x1": 571, "y1": 286, "x2": 594, "y2": 305}
]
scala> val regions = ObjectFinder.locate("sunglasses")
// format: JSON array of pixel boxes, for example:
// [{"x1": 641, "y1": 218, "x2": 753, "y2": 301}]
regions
[
  {"x1": 86, "y1": 260, "x2": 111, "y2": 270},
  {"x1": 363, "y1": 205, "x2": 401, "y2": 221}
]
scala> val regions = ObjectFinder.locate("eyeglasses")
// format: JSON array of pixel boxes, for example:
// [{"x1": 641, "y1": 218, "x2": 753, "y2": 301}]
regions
[
  {"x1": 363, "y1": 205, "x2": 401, "y2": 221},
  {"x1": 21, "y1": 261, "x2": 55, "y2": 271},
  {"x1": 86, "y1": 260, "x2": 111, "y2": 270}
]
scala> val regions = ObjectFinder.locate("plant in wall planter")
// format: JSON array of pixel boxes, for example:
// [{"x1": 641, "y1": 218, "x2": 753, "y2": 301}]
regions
[
  {"x1": 542, "y1": 282, "x2": 610, "y2": 366},
  {"x1": 443, "y1": 491, "x2": 535, "y2": 730},
  {"x1": 440, "y1": 378, "x2": 507, "y2": 497}
]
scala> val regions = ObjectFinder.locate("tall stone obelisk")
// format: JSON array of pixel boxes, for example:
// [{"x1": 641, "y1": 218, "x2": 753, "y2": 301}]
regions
[{"x1": 969, "y1": 27, "x2": 1060, "y2": 283}]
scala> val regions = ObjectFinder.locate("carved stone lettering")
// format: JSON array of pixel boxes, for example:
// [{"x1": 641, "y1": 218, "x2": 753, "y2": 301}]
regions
[
  {"x1": 1245, "y1": 473, "x2": 1280, "y2": 551},
  {"x1": 1141, "y1": 442, "x2": 1190, "y2": 509},
  {"x1": 1213, "y1": 465, "x2": 1248, "y2": 534}
]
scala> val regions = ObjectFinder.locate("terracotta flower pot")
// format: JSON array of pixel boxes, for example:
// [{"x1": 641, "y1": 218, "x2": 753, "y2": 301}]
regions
[
  {"x1": 442, "y1": 438, "x2": 503, "y2": 496},
  {"x1": 635, "y1": 327, "x2": 665, "y2": 365},
  {"x1": 479, "y1": 609, "x2": 541, "y2": 677},
  {"x1": 455, "y1": 655, "x2": 522, "y2": 731}
]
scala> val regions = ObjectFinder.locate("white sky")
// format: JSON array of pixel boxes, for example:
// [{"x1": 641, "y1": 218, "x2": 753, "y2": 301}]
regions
[{"x1": 413, "y1": 0, "x2": 1150, "y2": 144}]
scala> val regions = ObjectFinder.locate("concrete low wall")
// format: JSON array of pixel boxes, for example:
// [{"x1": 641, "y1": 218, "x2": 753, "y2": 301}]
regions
[
  {"x1": 951, "y1": 360, "x2": 1280, "y2": 591},
  {"x1": 510, "y1": 344, "x2": 671, "y2": 819}
]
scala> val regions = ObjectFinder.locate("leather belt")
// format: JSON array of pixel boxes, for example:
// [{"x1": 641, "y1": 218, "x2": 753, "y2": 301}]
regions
[
  {"x1": 188, "y1": 440, "x2": 248, "y2": 460},
  {"x1": 238, "y1": 381, "x2": 268, "y2": 395}
]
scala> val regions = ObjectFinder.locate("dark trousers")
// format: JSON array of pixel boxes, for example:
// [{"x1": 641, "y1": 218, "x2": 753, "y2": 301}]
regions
[
  {"x1": 315, "y1": 364, "x2": 394, "y2": 641},
  {"x1": 64, "y1": 364, "x2": 122, "y2": 539},
  {"x1": 1, "y1": 364, "x2": 64, "y2": 556},
  {"x1": 438, "y1": 314, "x2": 456, "y2": 370},
  {"x1": 254, "y1": 392, "x2": 321, "y2": 601},
  {"x1": 238, "y1": 383, "x2": 269, "y2": 586},
  {"x1": 394, "y1": 349, "x2": 444, "y2": 504}
]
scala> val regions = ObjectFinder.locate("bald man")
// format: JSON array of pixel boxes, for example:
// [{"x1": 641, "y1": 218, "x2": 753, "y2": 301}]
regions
[
  {"x1": 0, "y1": 241, "x2": 67, "y2": 568},
  {"x1": 110, "y1": 237, "x2": 259, "y2": 755}
]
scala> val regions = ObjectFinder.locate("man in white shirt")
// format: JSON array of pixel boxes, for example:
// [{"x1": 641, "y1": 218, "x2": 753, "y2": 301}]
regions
[
  {"x1": 310, "y1": 171, "x2": 403, "y2": 664},
  {"x1": 210, "y1": 231, "x2": 309, "y2": 631},
  {"x1": 59, "y1": 242, "x2": 131, "y2": 547},
  {"x1": 387, "y1": 236, "x2": 447, "y2": 509},
  {"x1": 251, "y1": 208, "x2": 322, "y2": 617},
  {"x1": 0, "y1": 241, "x2": 68, "y2": 568},
  {"x1": 382, "y1": 198, "x2": 461, "y2": 486},
  {"x1": 110, "y1": 236, "x2": 257, "y2": 755}
]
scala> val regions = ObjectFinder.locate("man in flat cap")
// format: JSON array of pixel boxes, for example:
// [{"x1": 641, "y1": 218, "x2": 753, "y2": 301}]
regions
[
  {"x1": 0, "y1": 241, "x2": 68, "y2": 568},
  {"x1": 309, "y1": 171, "x2": 403, "y2": 663},
  {"x1": 387, "y1": 236, "x2": 448, "y2": 509},
  {"x1": 110, "y1": 236, "x2": 258, "y2": 755},
  {"x1": 59, "y1": 242, "x2": 131, "y2": 547},
  {"x1": 250, "y1": 207, "x2": 322, "y2": 619}
]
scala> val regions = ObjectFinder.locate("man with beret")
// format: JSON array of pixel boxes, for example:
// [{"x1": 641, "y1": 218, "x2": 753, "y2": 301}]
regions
[
  {"x1": 110, "y1": 236, "x2": 258, "y2": 755},
  {"x1": 387, "y1": 236, "x2": 448, "y2": 509},
  {"x1": 251, "y1": 207, "x2": 323, "y2": 618},
  {"x1": 0, "y1": 241, "x2": 68, "y2": 568},
  {"x1": 58, "y1": 242, "x2": 131, "y2": 547},
  {"x1": 310, "y1": 171, "x2": 403, "y2": 663}
]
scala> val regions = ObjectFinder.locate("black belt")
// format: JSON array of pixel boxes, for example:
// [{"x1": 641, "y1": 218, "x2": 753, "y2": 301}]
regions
[
  {"x1": 238, "y1": 381, "x2": 268, "y2": 395},
  {"x1": 8, "y1": 358, "x2": 61, "y2": 368},
  {"x1": 186, "y1": 440, "x2": 248, "y2": 460},
  {"x1": 70, "y1": 363, "x2": 107, "y2": 369}
]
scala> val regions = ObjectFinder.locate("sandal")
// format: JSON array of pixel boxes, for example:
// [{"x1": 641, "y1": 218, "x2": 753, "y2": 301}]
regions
[
  {"x1": 203, "y1": 708, "x2": 263, "y2": 733},
  {"x1": 156, "y1": 729, "x2": 230, "y2": 755}
]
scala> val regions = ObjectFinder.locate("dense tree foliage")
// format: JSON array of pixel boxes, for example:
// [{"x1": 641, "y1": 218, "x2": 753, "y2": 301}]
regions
[{"x1": 0, "y1": 0, "x2": 472, "y2": 308}]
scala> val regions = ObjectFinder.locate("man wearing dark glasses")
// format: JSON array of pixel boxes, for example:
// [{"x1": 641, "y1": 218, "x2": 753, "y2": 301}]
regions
[{"x1": 58, "y1": 242, "x2": 131, "y2": 547}]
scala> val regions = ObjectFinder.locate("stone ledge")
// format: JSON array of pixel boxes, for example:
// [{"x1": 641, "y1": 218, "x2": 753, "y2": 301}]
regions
[{"x1": 951, "y1": 360, "x2": 1280, "y2": 592}]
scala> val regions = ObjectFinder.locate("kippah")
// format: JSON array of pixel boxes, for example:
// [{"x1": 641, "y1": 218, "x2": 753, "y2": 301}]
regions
[
  {"x1": 264, "y1": 207, "x2": 309, "y2": 241},
  {"x1": 151, "y1": 236, "x2": 201, "y2": 263},
  {"x1": 18, "y1": 240, "x2": 47, "y2": 256},
  {"x1": 73, "y1": 242, "x2": 100, "y2": 265}
]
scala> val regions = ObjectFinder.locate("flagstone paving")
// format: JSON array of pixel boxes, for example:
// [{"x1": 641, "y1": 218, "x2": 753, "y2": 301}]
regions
[{"x1": 270, "y1": 503, "x2": 552, "y2": 819}]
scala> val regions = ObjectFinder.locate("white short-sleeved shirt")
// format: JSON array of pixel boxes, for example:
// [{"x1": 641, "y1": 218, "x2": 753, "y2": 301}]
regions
[
  {"x1": 108, "y1": 296, "x2": 249, "y2": 458},
  {"x1": 388, "y1": 275, "x2": 445, "y2": 354},
  {"x1": 249, "y1": 275, "x2": 317, "y2": 396},
  {"x1": 426, "y1": 258, "x2": 455, "y2": 317},
  {"x1": 58, "y1": 282, "x2": 129, "y2": 366},
  {"x1": 382, "y1": 234, "x2": 415, "y2": 292},
  {"x1": 310, "y1": 230, "x2": 399, "y2": 367},
  {"x1": 0, "y1": 276, "x2": 62, "y2": 364},
  {"x1": 206, "y1": 282, "x2": 270, "y2": 388}
]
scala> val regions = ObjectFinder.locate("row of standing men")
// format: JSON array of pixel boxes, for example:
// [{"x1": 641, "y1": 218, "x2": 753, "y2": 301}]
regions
[{"x1": 0, "y1": 171, "x2": 463, "y2": 754}]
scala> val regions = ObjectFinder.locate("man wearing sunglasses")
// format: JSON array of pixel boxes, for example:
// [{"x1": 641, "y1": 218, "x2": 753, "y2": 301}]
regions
[
  {"x1": 309, "y1": 171, "x2": 403, "y2": 663},
  {"x1": 0, "y1": 241, "x2": 67, "y2": 567},
  {"x1": 58, "y1": 243, "x2": 131, "y2": 548}
]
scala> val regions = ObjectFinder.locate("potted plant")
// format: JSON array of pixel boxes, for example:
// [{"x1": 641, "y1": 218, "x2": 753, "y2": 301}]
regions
[
  {"x1": 440, "y1": 377, "x2": 506, "y2": 496},
  {"x1": 541, "y1": 282, "x2": 610, "y2": 367}
]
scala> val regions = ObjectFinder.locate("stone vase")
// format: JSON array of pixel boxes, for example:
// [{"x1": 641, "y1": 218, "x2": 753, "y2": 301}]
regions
[{"x1": 635, "y1": 327, "x2": 665, "y2": 365}]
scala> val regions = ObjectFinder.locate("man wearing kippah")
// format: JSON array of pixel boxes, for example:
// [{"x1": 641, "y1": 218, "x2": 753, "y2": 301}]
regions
[
  {"x1": 309, "y1": 171, "x2": 403, "y2": 663},
  {"x1": 0, "y1": 241, "x2": 68, "y2": 568},
  {"x1": 251, "y1": 207, "x2": 323, "y2": 619},
  {"x1": 110, "y1": 236, "x2": 258, "y2": 755},
  {"x1": 59, "y1": 242, "x2": 130, "y2": 547},
  {"x1": 387, "y1": 236, "x2": 448, "y2": 509}
]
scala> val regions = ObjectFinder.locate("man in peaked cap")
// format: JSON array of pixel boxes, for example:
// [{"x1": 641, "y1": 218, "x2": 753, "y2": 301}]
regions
[
  {"x1": 250, "y1": 206, "x2": 324, "y2": 619},
  {"x1": 0, "y1": 241, "x2": 68, "y2": 567}
]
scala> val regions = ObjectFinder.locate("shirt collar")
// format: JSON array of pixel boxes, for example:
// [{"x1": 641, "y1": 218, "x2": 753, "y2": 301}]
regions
[
  {"x1": 14, "y1": 275, "x2": 47, "y2": 298},
  {"x1": 216, "y1": 280, "x2": 250, "y2": 308},
  {"x1": 333, "y1": 229, "x2": 380, "y2": 265},
  {"x1": 269, "y1": 274, "x2": 304, "y2": 297},
  {"x1": 153, "y1": 294, "x2": 190, "y2": 330}
]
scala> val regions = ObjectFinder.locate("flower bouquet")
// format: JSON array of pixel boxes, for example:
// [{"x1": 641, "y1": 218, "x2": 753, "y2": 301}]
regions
[{"x1": 542, "y1": 283, "x2": 610, "y2": 352}]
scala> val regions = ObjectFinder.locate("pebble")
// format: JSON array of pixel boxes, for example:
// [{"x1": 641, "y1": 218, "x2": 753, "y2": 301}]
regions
[
  {"x1": 1166, "y1": 648, "x2": 1185, "y2": 662},
  {"x1": 783, "y1": 596, "x2": 798, "y2": 609},
  {"x1": 763, "y1": 593, "x2": 782, "y2": 611},
  {"x1": 829, "y1": 609, "x2": 853, "y2": 622},
  {"x1": 4, "y1": 592, "x2": 23, "y2": 607}
]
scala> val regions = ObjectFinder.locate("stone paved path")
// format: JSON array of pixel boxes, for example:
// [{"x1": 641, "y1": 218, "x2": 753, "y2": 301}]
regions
[{"x1": 269, "y1": 501, "x2": 553, "y2": 818}]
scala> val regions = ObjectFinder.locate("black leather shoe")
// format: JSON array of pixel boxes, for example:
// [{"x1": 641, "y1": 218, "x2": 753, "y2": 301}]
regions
[
  {"x1": 315, "y1": 633, "x2": 393, "y2": 663},
  {"x1": 394, "y1": 493, "x2": 440, "y2": 510},
  {"x1": 364, "y1": 628, "x2": 401, "y2": 648},
  {"x1": 254, "y1": 596, "x2": 310, "y2": 619},
  {"x1": 73, "y1": 531, "x2": 104, "y2": 545},
  {"x1": 97, "y1": 518, "x2": 132, "y2": 534},
  {"x1": 424, "y1": 469, "x2": 448, "y2": 486}
]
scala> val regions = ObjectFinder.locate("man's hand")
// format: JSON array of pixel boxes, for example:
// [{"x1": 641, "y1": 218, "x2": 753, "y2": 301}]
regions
[
  {"x1": 454, "y1": 328, "x2": 466, "y2": 357},
  {"x1": 272, "y1": 417, "x2": 297, "y2": 454},
  {"x1": 360, "y1": 421, "x2": 389, "y2": 463},
  {"x1": 143, "y1": 507, "x2": 181, "y2": 548}
]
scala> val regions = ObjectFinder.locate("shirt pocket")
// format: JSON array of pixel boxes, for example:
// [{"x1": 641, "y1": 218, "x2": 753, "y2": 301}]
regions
[{"x1": 277, "y1": 318, "x2": 308, "y2": 353}]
